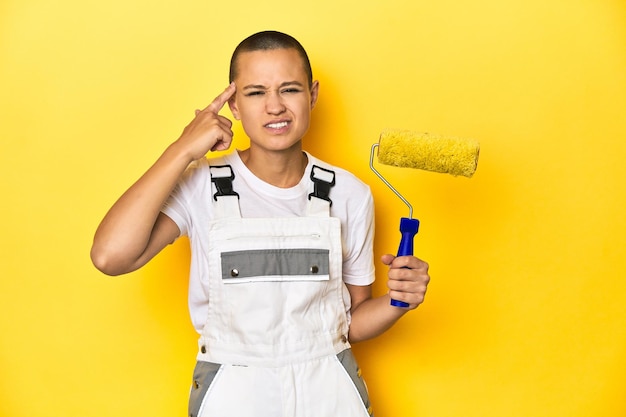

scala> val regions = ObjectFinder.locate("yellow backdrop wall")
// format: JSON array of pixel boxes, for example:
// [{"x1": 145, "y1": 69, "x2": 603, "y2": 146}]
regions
[{"x1": 2, "y1": 0, "x2": 625, "y2": 416}]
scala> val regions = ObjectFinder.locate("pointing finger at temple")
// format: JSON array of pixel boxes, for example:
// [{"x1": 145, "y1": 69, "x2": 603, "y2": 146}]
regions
[{"x1": 204, "y1": 82, "x2": 236, "y2": 114}]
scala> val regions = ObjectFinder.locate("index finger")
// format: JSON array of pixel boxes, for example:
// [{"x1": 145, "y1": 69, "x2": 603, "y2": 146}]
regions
[
  {"x1": 204, "y1": 82, "x2": 236, "y2": 113},
  {"x1": 392, "y1": 255, "x2": 428, "y2": 271}
]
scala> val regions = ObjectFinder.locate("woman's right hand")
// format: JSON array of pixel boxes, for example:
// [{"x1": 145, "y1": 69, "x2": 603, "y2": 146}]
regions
[{"x1": 175, "y1": 82, "x2": 237, "y2": 161}]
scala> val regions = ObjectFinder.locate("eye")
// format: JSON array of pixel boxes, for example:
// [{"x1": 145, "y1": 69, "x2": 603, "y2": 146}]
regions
[
  {"x1": 281, "y1": 88, "x2": 302, "y2": 94},
  {"x1": 245, "y1": 91, "x2": 265, "y2": 97}
]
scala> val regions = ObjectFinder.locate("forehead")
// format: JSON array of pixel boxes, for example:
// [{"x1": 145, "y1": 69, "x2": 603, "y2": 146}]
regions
[{"x1": 233, "y1": 48, "x2": 308, "y2": 83}]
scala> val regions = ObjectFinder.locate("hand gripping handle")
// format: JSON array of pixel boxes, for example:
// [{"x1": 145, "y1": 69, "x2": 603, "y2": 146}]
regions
[{"x1": 391, "y1": 217, "x2": 420, "y2": 308}]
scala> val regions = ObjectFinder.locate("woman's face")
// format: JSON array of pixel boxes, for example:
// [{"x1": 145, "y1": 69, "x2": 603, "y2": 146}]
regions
[{"x1": 229, "y1": 48, "x2": 319, "y2": 154}]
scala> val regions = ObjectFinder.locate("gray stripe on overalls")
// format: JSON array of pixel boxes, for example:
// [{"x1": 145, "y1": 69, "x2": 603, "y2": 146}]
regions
[
  {"x1": 221, "y1": 248, "x2": 330, "y2": 279},
  {"x1": 188, "y1": 361, "x2": 221, "y2": 417},
  {"x1": 337, "y1": 349, "x2": 374, "y2": 416}
]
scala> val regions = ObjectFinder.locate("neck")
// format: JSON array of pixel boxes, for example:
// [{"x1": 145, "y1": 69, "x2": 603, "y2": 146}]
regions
[{"x1": 238, "y1": 147, "x2": 308, "y2": 188}]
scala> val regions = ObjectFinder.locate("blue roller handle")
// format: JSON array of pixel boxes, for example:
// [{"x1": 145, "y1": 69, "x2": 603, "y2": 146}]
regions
[{"x1": 390, "y1": 217, "x2": 420, "y2": 308}]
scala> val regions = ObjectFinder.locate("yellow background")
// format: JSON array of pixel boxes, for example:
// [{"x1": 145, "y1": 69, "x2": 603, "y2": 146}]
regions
[{"x1": 2, "y1": 0, "x2": 625, "y2": 416}]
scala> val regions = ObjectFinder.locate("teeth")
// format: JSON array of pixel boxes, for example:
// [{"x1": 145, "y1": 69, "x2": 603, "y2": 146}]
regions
[{"x1": 267, "y1": 122, "x2": 288, "y2": 129}]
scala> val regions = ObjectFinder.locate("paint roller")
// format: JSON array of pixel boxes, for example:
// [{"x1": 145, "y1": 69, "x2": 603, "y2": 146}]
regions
[{"x1": 370, "y1": 128, "x2": 480, "y2": 307}]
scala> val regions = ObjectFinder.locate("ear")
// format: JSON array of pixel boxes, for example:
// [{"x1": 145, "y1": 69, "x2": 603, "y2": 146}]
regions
[
  {"x1": 310, "y1": 80, "x2": 320, "y2": 109},
  {"x1": 228, "y1": 95, "x2": 241, "y2": 120}
]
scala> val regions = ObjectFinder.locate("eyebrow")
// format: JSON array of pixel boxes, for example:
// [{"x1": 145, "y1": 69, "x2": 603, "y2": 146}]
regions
[{"x1": 242, "y1": 81, "x2": 305, "y2": 90}]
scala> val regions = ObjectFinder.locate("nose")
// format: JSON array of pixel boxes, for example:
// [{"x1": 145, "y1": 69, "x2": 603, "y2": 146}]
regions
[{"x1": 265, "y1": 91, "x2": 286, "y2": 114}]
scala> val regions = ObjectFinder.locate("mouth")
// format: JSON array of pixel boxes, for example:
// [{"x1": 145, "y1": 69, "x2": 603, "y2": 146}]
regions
[{"x1": 265, "y1": 120, "x2": 290, "y2": 130}]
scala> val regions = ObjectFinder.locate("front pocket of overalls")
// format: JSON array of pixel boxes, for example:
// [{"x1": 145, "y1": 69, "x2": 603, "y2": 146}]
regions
[
  {"x1": 188, "y1": 361, "x2": 222, "y2": 417},
  {"x1": 206, "y1": 216, "x2": 343, "y2": 351},
  {"x1": 218, "y1": 248, "x2": 331, "y2": 345},
  {"x1": 220, "y1": 247, "x2": 337, "y2": 352},
  {"x1": 337, "y1": 349, "x2": 374, "y2": 416}
]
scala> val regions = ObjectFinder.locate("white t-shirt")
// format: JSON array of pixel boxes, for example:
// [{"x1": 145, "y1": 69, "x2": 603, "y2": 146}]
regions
[{"x1": 162, "y1": 151, "x2": 376, "y2": 333}]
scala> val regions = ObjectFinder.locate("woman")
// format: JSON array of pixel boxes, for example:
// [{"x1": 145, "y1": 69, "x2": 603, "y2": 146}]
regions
[{"x1": 91, "y1": 30, "x2": 430, "y2": 417}]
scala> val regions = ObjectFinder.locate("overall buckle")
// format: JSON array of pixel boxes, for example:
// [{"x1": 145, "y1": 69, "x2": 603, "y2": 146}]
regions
[
  {"x1": 210, "y1": 165, "x2": 240, "y2": 201},
  {"x1": 308, "y1": 165, "x2": 335, "y2": 206}
]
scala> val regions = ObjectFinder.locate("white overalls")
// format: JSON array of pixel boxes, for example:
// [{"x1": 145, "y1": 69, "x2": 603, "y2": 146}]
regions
[{"x1": 188, "y1": 164, "x2": 373, "y2": 417}]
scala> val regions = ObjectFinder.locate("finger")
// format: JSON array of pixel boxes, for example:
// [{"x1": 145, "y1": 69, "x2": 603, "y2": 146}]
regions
[
  {"x1": 388, "y1": 277, "x2": 429, "y2": 298},
  {"x1": 210, "y1": 128, "x2": 234, "y2": 152},
  {"x1": 388, "y1": 288, "x2": 426, "y2": 309},
  {"x1": 204, "y1": 82, "x2": 236, "y2": 114},
  {"x1": 380, "y1": 254, "x2": 395, "y2": 266},
  {"x1": 389, "y1": 270, "x2": 430, "y2": 288},
  {"x1": 211, "y1": 138, "x2": 232, "y2": 152},
  {"x1": 391, "y1": 255, "x2": 428, "y2": 271},
  {"x1": 216, "y1": 114, "x2": 234, "y2": 129}
]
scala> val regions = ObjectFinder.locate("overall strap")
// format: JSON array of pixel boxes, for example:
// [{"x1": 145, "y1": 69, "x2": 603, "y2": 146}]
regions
[
  {"x1": 209, "y1": 165, "x2": 241, "y2": 219},
  {"x1": 210, "y1": 162, "x2": 336, "y2": 219},
  {"x1": 306, "y1": 164, "x2": 335, "y2": 218}
]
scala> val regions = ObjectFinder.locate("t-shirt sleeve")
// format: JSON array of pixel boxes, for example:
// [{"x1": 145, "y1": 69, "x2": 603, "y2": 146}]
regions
[
  {"x1": 161, "y1": 186, "x2": 189, "y2": 237},
  {"x1": 160, "y1": 159, "x2": 205, "y2": 238},
  {"x1": 342, "y1": 188, "x2": 376, "y2": 286}
]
